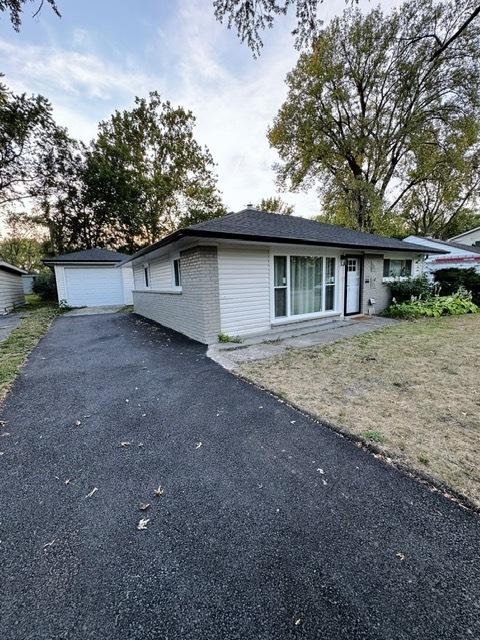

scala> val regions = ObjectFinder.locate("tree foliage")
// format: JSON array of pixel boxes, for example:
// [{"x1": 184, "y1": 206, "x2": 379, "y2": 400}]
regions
[
  {"x1": 0, "y1": 0, "x2": 59, "y2": 30},
  {"x1": 213, "y1": 0, "x2": 480, "y2": 58},
  {"x1": 0, "y1": 80, "x2": 66, "y2": 209},
  {"x1": 269, "y1": 0, "x2": 480, "y2": 235},
  {"x1": 257, "y1": 196, "x2": 294, "y2": 214},
  {"x1": 83, "y1": 92, "x2": 226, "y2": 252}
]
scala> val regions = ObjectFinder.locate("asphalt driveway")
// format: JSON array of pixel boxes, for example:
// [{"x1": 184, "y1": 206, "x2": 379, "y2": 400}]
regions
[{"x1": 0, "y1": 313, "x2": 479, "y2": 640}]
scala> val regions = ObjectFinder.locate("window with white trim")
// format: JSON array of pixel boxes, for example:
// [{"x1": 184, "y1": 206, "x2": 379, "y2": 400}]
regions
[
  {"x1": 383, "y1": 259, "x2": 412, "y2": 278},
  {"x1": 273, "y1": 255, "x2": 337, "y2": 319},
  {"x1": 173, "y1": 258, "x2": 181, "y2": 287}
]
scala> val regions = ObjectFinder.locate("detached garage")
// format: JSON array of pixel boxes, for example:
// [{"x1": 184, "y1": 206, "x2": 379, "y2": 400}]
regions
[
  {"x1": 0, "y1": 261, "x2": 26, "y2": 313},
  {"x1": 44, "y1": 248, "x2": 134, "y2": 308}
]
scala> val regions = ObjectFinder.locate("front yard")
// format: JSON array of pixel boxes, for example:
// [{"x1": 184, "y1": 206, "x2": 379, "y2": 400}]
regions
[{"x1": 239, "y1": 315, "x2": 480, "y2": 508}]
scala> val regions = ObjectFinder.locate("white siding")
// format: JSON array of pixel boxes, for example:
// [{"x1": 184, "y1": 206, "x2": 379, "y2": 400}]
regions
[
  {"x1": 218, "y1": 246, "x2": 271, "y2": 337},
  {"x1": 54, "y1": 265, "x2": 67, "y2": 302},
  {"x1": 133, "y1": 256, "x2": 173, "y2": 290},
  {"x1": 121, "y1": 265, "x2": 134, "y2": 304},
  {"x1": 449, "y1": 227, "x2": 480, "y2": 246},
  {"x1": 0, "y1": 268, "x2": 24, "y2": 312}
]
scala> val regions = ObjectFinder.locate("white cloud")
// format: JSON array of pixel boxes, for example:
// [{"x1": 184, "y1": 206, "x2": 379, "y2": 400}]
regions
[{"x1": 0, "y1": 0, "x2": 403, "y2": 217}]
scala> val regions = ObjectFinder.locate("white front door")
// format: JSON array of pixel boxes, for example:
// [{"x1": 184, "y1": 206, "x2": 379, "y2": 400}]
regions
[{"x1": 345, "y1": 257, "x2": 361, "y2": 315}]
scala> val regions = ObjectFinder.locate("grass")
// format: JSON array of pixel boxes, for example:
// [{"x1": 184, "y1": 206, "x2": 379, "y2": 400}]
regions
[
  {"x1": 0, "y1": 299, "x2": 65, "y2": 402},
  {"x1": 239, "y1": 315, "x2": 480, "y2": 508}
]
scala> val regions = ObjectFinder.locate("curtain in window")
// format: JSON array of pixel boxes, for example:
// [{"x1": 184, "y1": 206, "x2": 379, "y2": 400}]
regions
[{"x1": 290, "y1": 256, "x2": 323, "y2": 315}]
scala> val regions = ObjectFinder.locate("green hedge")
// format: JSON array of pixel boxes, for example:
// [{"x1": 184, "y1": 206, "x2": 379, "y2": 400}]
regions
[
  {"x1": 433, "y1": 268, "x2": 480, "y2": 305},
  {"x1": 387, "y1": 274, "x2": 435, "y2": 303},
  {"x1": 32, "y1": 270, "x2": 57, "y2": 301}
]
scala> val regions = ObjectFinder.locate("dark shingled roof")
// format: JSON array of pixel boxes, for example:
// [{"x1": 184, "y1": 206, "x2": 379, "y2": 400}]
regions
[
  {"x1": 124, "y1": 208, "x2": 446, "y2": 263},
  {"x1": 43, "y1": 248, "x2": 128, "y2": 264}
]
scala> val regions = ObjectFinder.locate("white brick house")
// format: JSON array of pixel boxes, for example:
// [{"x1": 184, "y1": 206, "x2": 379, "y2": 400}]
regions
[{"x1": 123, "y1": 209, "x2": 444, "y2": 344}]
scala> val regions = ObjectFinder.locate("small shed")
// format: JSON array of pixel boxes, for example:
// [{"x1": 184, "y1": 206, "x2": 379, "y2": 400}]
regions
[
  {"x1": 44, "y1": 248, "x2": 134, "y2": 308},
  {"x1": 0, "y1": 261, "x2": 27, "y2": 313}
]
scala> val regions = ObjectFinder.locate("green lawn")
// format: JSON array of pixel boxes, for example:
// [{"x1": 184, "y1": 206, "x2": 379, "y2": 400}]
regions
[
  {"x1": 239, "y1": 315, "x2": 480, "y2": 508},
  {"x1": 0, "y1": 300, "x2": 65, "y2": 402}
]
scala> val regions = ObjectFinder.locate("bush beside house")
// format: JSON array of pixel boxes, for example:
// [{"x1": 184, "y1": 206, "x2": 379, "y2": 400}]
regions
[
  {"x1": 384, "y1": 273, "x2": 479, "y2": 319},
  {"x1": 32, "y1": 270, "x2": 57, "y2": 301},
  {"x1": 433, "y1": 268, "x2": 480, "y2": 305}
]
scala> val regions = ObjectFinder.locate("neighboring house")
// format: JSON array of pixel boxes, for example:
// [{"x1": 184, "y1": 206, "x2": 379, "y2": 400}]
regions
[
  {"x1": 44, "y1": 248, "x2": 134, "y2": 308},
  {"x1": 448, "y1": 226, "x2": 480, "y2": 247},
  {"x1": 0, "y1": 261, "x2": 27, "y2": 313},
  {"x1": 122, "y1": 208, "x2": 443, "y2": 344},
  {"x1": 405, "y1": 236, "x2": 480, "y2": 275}
]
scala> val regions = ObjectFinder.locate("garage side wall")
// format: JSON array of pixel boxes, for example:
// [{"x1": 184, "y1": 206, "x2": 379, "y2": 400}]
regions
[
  {"x1": 132, "y1": 246, "x2": 221, "y2": 344},
  {"x1": 0, "y1": 269, "x2": 24, "y2": 312}
]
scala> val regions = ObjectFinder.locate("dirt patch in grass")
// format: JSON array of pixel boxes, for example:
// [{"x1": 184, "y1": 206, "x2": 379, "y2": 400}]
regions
[
  {"x1": 0, "y1": 304, "x2": 63, "y2": 402},
  {"x1": 239, "y1": 315, "x2": 480, "y2": 508}
]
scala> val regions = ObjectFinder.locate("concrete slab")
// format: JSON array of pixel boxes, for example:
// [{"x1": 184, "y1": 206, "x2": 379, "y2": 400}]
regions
[
  {"x1": 63, "y1": 305, "x2": 125, "y2": 317},
  {"x1": 208, "y1": 316, "x2": 400, "y2": 370},
  {"x1": 0, "y1": 312, "x2": 25, "y2": 342}
]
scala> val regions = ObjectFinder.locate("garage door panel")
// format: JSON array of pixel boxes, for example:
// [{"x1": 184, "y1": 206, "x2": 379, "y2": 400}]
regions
[{"x1": 64, "y1": 267, "x2": 123, "y2": 307}]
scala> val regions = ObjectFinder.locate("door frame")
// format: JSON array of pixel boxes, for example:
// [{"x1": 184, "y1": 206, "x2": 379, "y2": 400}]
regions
[{"x1": 343, "y1": 255, "x2": 363, "y2": 316}]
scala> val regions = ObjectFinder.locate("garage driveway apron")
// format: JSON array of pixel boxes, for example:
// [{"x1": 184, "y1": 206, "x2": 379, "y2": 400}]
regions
[{"x1": 0, "y1": 313, "x2": 478, "y2": 640}]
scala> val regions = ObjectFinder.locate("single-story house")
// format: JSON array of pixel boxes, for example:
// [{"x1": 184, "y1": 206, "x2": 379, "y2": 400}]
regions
[
  {"x1": 0, "y1": 261, "x2": 27, "y2": 313},
  {"x1": 404, "y1": 236, "x2": 480, "y2": 274},
  {"x1": 448, "y1": 226, "x2": 480, "y2": 248},
  {"x1": 44, "y1": 248, "x2": 134, "y2": 308},
  {"x1": 122, "y1": 208, "x2": 444, "y2": 344}
]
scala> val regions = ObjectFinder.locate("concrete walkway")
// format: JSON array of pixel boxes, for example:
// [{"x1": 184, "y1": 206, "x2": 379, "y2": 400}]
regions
[
  {"x1": 63, "y1": 305, "x2": 126, "y2": 317},
  {"x1": 208, "y1": 316, "x2": 399, "y2": 370},
  {"x1": 0, "y1": 312, "x2": 25, "y2": 342}
]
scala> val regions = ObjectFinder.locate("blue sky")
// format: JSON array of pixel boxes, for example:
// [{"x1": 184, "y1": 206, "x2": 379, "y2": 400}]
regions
[{"x1": 0, "y1": 0, "x2": 398, "y2": 215}]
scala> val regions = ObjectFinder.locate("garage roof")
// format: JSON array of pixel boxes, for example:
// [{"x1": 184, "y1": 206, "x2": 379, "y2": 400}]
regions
[{"x1": 43, "y1": 248, "x2": 128, "y2": 265}]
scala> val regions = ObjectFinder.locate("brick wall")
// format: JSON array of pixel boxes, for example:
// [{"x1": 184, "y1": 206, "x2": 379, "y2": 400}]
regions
[
  {"x1": 133, "y1": 246, "x2": 221, "y2": 344},
  {"x1": 361, "y1": 254, "x2": 391, "y2": 315}
]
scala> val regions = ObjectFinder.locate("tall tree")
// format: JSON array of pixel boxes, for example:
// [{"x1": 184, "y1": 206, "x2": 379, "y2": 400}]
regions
[
  {"x1": 269, "y1": 0, "x2": 480, "y2": 234},
  {"x1": 0, "y1": 0, "x2": 60, "y2": 30},
  {"x1": 0, "y1": 213, "x2": 45, "y2": 271},
  {"x1": 0, "y1": 80, "x2": 64, "y2": 211},
  {"x1": 213, "y1": 0, "x2": 480, "y2": 58},
  {"x1": 257, "y1": 196, "x2": 294, "y2": 214},
  {"x1": 83, "y1": 92, "x2": 226, "y2": 252}
]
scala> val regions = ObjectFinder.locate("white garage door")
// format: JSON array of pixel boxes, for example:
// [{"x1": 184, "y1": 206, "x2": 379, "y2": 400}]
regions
[{"x1": 64, "y1": 267, "x2": 124, "y2": 307}]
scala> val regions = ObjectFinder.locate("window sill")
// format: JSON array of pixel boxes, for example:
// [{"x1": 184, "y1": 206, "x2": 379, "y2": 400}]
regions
[
  {"x1": 133, "y1": 288, "x2": 182, "y2": 295},
  {"x1": 382, "y1": 277, "x2": 411, "y2": 283},
  {"x1": 271, "y1": 310, "x2": 340, "y2": 326}
]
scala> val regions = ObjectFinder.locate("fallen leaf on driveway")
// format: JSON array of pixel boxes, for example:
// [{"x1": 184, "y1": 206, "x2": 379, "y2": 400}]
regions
[
  {"x1": 295, "y1": 618, "x2": 302, "y2": 626},
  {"x1": 317, "y1": 468, "x2": 325, "y2": 474},
  {"x1": 85, "y1": 487, "x2": 98, "y2": 499},
  {"x1": 74, "y1": 420, "x2": 81, "y2": 427},
  {"x1": 64, "y1": 478, "x2": 71, "y2": 485},
  {"x1": 120, "y1": 441, "x2": 131, "y2": 447},
  {"x1": 43, "y1": 539, "x2": 55, "y2": 549},
  {"x1": 137, "y1": 518, "x2": 150, "y2": 530},
  {"x1": 195, "y1": 442, "x2": 202, "y2": 449},
  {"x1": 154, "y1": 485, "x2": 165, "y2": 497},
  {"x1": 396, "y1": 552, "x2": 405, "y2": 561},
  {"x1": 139, "y1": 502, "x2": 150, "y2": 511}
]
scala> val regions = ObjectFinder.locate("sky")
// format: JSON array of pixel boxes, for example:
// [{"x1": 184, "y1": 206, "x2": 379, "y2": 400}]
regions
[{"x1": 0, "y1": 0, "x2": 399, "y2": 218}]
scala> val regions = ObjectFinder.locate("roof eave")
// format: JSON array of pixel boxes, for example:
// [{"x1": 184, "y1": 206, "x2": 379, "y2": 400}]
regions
[{"x1": 120, "y1": 229, "x2": 448, "y2": 263}]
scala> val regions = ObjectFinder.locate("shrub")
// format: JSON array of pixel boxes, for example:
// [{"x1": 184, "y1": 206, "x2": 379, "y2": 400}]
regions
[
  {"x1": 387, "y1": 274, "x2": 434, "y2": 303},
  {"x1": 384, "y1": 290, "x2": 479, "y2": 319},
  {"x1": 433, "y1": 268, "x2": 480, "y2": 305},
  {"x1": 32, "y1": 270, "x2": 57, "y2": 301}
]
